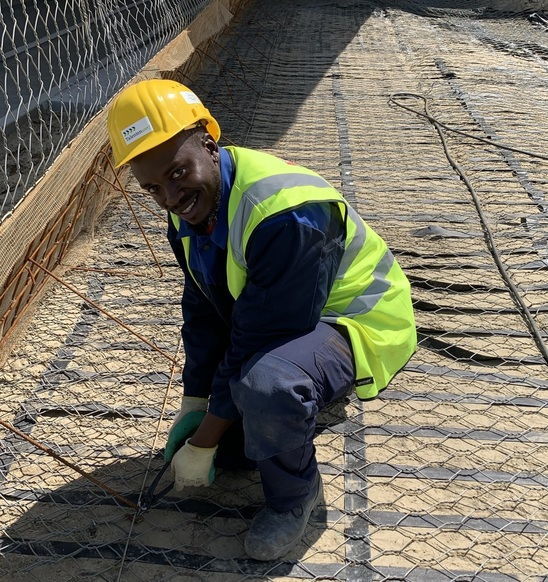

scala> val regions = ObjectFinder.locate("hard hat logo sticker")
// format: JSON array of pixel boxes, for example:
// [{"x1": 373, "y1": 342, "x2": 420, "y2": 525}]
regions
[
  {"x1": 121, "y1": 116, "x2": 154, "y2": 145},
  {"x1": 181, "y1": 91, "x2": 201, "y2": 105}
]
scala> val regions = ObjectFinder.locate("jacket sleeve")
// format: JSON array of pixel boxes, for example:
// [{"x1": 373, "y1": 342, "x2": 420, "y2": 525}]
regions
[
  {"x1": 167, "y1": 217, "x2": 231, "y2": 399},
  {"x1": 208, "y1": 202, "x2": 346, "y2": 419}
]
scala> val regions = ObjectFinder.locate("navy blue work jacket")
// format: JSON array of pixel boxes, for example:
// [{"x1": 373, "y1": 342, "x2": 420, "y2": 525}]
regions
[{"x1": 167, "y1": 147, "x2": 346, "y2": 419}]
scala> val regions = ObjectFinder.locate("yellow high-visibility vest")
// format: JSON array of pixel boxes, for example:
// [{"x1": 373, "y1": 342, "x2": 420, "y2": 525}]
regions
[{"x1": 172, "y1": 147, "x2": 416, "y2": 400}]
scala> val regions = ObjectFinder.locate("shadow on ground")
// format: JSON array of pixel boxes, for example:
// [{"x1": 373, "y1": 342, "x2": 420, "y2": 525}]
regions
[
  {"x1": 175, "y1": 0, "x2": 539, "y2": 150},
  {"x1": 0, "y1": 395, "x2": 354, "y2": 581}
]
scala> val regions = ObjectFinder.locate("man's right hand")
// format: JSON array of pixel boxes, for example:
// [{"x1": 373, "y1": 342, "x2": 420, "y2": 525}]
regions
[{"x1": 164, "y1": 396, "x2": 208, "y2": 462}]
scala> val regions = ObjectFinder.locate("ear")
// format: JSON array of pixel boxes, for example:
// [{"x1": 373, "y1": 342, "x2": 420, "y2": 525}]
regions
[{"x1": 202, "y1": 132, "x2": 219, "y2": 162}]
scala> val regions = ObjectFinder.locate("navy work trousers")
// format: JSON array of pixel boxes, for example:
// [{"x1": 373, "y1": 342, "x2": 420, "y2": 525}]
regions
[{"x1": 217, "y1": 322, "x2": 355, "y2": 512}]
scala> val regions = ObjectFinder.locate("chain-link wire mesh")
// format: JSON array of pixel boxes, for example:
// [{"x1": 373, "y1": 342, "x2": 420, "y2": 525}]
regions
[
  {"x1": 1, "y1": 0, "x2": 548, "y2": 580},
  {"x1": 0, "y1": 0, "x2": 211, "y2": 221}
]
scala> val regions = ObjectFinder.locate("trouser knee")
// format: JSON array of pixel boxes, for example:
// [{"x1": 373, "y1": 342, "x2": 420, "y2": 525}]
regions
[{"x1": 230, "y1": 352, "x2": 318, "y2": 461}]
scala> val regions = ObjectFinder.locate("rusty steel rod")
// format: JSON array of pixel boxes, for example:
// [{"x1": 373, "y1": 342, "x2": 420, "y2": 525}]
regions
[
  {"x1": 125, "y1": 191, "x2": 168, "y2": 221},
  {"x1": 93, "y1": 154, "x2": 164, "y2": 278},
  {"x1": 28, "y1": 259, "x2": 178, "y2": 365},
  {"x1": 0, "y1": 194, "x2": 81, "y2": 305},
  {"x1": 0, "y1": 418, "x2": 139, "y2": 510},
  {"x1": 68, "y1": 267, "x2": 151, "y2": 278},
  {"x1": 93, "y1": 176, "x2": 167, "y2": 223}
]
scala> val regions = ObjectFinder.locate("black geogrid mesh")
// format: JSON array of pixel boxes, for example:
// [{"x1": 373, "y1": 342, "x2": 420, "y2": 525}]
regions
[{"x1": 1, "y1": 0, "x2": 547, "y2": 580}]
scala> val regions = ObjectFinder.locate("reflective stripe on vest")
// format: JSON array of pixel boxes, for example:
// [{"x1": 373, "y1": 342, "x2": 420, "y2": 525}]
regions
[
  {"x1": 229, "y1": 172, "x2": 333, "y2": 269},
  {"x1": 344, "y1": 249, "x2": 394, "y2": 316},
  {"x1": 334, "y1": 205, "x2": 365, "y2": 280},
  {"x1": 225, "y1": 151, "x2": 348, "y2": 298}
]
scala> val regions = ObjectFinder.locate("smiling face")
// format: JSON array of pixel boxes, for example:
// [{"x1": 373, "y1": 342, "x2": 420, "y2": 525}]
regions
[{"x1": 130, "y1": 128, "x2": 221, "y2": 228}]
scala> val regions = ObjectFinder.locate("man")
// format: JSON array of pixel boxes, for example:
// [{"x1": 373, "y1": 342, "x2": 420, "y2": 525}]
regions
[{"x1": 107, "y1": 79, "x2": 416, "y2": 561}]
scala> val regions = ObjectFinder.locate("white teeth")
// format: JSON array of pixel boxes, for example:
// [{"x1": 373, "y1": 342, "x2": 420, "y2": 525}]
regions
[{"x1": 182, "y1": 195, "x2": 197, "y2": 214}]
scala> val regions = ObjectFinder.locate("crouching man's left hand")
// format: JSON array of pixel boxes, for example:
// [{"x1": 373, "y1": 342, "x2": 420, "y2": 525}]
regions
[{"x1": 171, "y1": 439, "x2": 217, "y2": 490}]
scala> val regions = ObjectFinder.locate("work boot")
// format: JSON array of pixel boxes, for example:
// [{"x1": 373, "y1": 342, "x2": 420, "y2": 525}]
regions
[{"x1": 245, "y1": 472, "x2": 323, "y2": 561}]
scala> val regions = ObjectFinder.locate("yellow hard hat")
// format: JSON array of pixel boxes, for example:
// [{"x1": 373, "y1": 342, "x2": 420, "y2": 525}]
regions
[{"x1": 107, "y1": 79, "x2": 221, "y2": 167}]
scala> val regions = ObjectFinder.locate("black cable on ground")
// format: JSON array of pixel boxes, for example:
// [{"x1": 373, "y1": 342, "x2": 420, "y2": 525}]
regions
[
  {"x1": 390, "y1": 93, "x2": 548, "y2": 366},
  {"x1": 389, "y1": 93, "x2": 548, "y2": 162}
]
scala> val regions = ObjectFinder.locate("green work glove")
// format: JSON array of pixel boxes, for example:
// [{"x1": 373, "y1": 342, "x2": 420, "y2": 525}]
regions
[
  {"x1": 171, "y1": 439, "x2": 217, "y2": 490},
  {"x1": 164, "y1": 396, "x2": 208, "y2": 462}
]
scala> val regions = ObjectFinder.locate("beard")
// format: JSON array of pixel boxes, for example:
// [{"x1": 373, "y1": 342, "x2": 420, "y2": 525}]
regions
[{"x1": 190, "y1": 184, "x2": 221, "y2": 235}]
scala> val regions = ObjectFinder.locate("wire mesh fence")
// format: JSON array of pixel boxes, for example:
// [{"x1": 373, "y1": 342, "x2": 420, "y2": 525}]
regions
[
  {"x1": 1, "y1": 0, "x2": 548, "y2": 580},
  {"x1": 0, "y1": 0, "x2": 211, "y2": 221}
]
